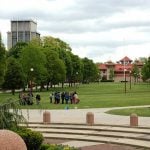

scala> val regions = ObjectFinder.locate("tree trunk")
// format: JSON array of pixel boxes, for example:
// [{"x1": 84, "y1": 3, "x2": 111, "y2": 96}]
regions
[
  {"x1": 61, "y1": 82, "x2": 64, "y2": 88},
  {"x1": 46, "y1": 82, "x2": 49, "y2": 91},
  {"x1": 12, "y1": 89, "x2": 15, "y2": 95}
]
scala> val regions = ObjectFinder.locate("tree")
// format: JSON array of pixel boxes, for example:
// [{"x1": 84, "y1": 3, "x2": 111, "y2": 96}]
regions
[
  {"x1": 19, "y1": 42, "x2": 47, "y2": 90},
  {"x1": 142, "y1": 57, "x2": 150, "y2": 81},
  {"x1": 82, "y1": 57, "x2": 99, "y2": 83},
  {"x1": 43, "y1": 36, "x2": 72, "y2": 80},
  {"x1": 42, "y1": 36, "x2": 72, "y2": 86},
  {"x1": 132, "y1": 64, "x2": 140, "y2": 83},
  {"x1": 0, "y1": 33, "x2": 6, "y2": 86},
  {"x1": 70, "y1": 54, "x2": 83, "y2": 86},
  {"x1": 42, "y1": 36, "x2": 71, "y2": 52},
  {"x1": 43, "y1": 48, "x2": 66, "y2": 88},
  {"x1": 7, "y1": 42, "x2": 28, "y2": 59},
  {"x1": 3, "y1": 57, "x2": 25, "y2": 95},
  {"x1": 0, "y1": 100, "x2": 25, "y2": 129},
  {"x1": 109, "y1": 68, "x2": 114, "y2": 80}
]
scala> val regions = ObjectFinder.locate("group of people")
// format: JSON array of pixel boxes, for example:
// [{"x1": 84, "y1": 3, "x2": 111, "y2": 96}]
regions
[
  {"x1": 19, "y1": 92, "x2": 41, "y2": 105},
  {"x1": 50, "y1": 91, "x2": 80, "y2": 104},
  {"x1": 19, "y1": 91, "x2": 80, "y2": 106}
]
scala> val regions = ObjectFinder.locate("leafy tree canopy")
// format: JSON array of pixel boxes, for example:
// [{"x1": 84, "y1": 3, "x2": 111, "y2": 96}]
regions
[
  {"x1": 0, "y1": 33, "x2": 6, "y2": 85},
  {"x1": 142, "y1": 57, "x2": 150, "y2": 81},
  {"x1": 7, "y1": 42, "x2": 28, "y2": 59},
  {"x1": 3, "y1": 57, "x2": 25, "y2": 94}
]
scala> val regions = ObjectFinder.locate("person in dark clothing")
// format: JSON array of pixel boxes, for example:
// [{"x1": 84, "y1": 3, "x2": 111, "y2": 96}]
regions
[
  {"x1": 49, "y1": 93, "x2": 54, "y2": 103},
  {"x1": 64, "y1": 92, "x2": 69, "y2": 104},
  {"x1": 61, "y1": 92, "x2": 65, "y2": 104},
  {"x1": 36, "y1": 94, "x2": 41, "y2": 105}
]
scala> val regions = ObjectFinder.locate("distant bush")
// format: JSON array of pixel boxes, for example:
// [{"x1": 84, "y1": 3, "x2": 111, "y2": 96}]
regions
[
  {"x1": 120, "y1": 80, "x2": 128, "y2": 82},
  {"x1": 101, "y1": 80, "x2": 114, "y2": 82}
]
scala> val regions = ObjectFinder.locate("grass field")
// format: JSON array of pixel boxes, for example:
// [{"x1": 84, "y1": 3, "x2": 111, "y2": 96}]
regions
[
  {"x1": 106, "y1": 107, "x2": 150, "y2": 117},
  {"x1": 0, "y1": 82, "x2": 150, "y2": 111}
]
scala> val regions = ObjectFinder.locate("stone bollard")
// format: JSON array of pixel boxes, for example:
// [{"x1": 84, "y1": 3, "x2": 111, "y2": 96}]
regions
[
  {"x1": 130, "y1": 113, "x2": 138, "y2": 127},
  {"x1": 86, "y1": 112, "x2": 94, "y2": 126},
  {"x1": 43, "y1": 111, "x2": 51, "y2": 124}
]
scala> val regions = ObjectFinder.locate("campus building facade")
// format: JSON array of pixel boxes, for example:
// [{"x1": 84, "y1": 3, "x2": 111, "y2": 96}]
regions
[
  {"x1": 98, "y1": 56, "x2": 143, "y2": 82},
  {"x1": 7, "y1": 20, "x2": 40, "y2": 49}
]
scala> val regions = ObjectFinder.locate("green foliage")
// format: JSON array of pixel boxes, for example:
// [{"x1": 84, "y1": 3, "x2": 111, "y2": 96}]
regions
[
  {"x1": 42, "y1": 36, "x2": 73, "y2": 86},
  {"x1": 142, "y1": 57, "x2": 150, "y2": 81},
  {"x1": 43, "y1": 49, "x2": 66, "y2": 86},
  {"x1": 7, "y1": 42, "x2": 28, "y2": 58},
  {"x1": 0, "y1": 99, "x2": 25, "y2": 129},
  {"x1": 0, "y1": 33, "x2": 6, "y2": 86},
  {"x1": 109, "y1": 68, "x2": 114, "y2": 80},
  {"x1": 70, "y1": 54, "x2": 83, "y2": 83},
  {"x1": 42, "y1": 36, "x2": 71, "y2": 52},
  {"x1": 132, "y1": 64, "x2": 140, "y2": 82},
  {"x1": 3, "y1": 57, "x2": 25, "y2": 94},
  {"x1": 19, "y1": 42, "x2": 47, "y2": 87},
  {"x1": 82, "y1": 57, "x2": 99, "y2": 83},
  {"x1": 14, "y1": 127, "x2": 44, "y2": 150},
  {"x1": 40, "y1": 144, "x2": 80, "y2": 150}
]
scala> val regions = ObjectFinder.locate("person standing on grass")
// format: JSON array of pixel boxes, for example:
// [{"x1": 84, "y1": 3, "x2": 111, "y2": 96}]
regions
[
  {"x1": 49, "y1": 93, "x2": 54, "y2": 103},
  {"x1": 73, "y1": 91, "x2": 80, "y2": 104},
  {"x1": 65, "y1": 92, "x2": 69, "y2": 104},
  {"x1": 61, "y1": 92, "x2": 65, "y2": 104},
  {"x1": 36, "y1": 93, "x2": 41, "y2": 105}
]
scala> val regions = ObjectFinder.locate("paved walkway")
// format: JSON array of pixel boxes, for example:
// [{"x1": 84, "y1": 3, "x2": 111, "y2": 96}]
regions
[
  {"x1": 21, "y1": 105, "x2": 150, "y2": 149},
  {"x1": 22, "y1": 105, "x2": 150, "y2": 127}
]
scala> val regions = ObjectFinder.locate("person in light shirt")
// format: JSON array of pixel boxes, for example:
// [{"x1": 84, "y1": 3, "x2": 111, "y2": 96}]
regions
[{"x1": 73, "y1": 91, "x2": 80, "y2": 104}]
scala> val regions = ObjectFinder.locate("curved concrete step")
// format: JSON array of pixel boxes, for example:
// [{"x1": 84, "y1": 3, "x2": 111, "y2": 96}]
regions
[
  {"x1": 42, "y1": 133, "x2": 150, "y2": 148},
  {"x1": 29, "y1": 128, "x2": 150, "y2": 141},
  {"x1": 20, "y1": 123, "x2": 150, "y2": 148},
  {"x1": 21, "y1": 123, "x2": 150, "y2": 134}
]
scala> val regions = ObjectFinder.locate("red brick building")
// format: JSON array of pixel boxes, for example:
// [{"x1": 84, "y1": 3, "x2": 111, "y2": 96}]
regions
[{"x1": 98, "y1": 56, "x2": 143, "y2": 82}]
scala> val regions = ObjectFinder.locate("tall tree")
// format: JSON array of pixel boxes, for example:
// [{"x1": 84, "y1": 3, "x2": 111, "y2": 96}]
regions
[
  {"x1": 132, "y1": 64, "x2": 140, "y2": 83},
  {"x1": 42, "y1": 36, "x2": 72, "y2": 85},
  {"x1": 19, "y1": 42, "x2": 47, "y2": 90},
  {"x1": 0, "y1": 33, "x2": 6, "y2": 86},
  {"x1": 70, "y1": 54, "x2": 83, "y2": 86},
  {"x1": 43, "y1": 48, "x2": 66, "y2": 88},
  {"x1": 109, "y1": 68, "x2": 114, "y2": 80},
  {"x1": 3, "y1": 57, "x2": 25, "y2": 95},
  {"x1": 7, "y1": 42, "x2": 28, "y2": 59},
  {"x1": 82, "y1": 57, "x2": 98, "y2": 83}
]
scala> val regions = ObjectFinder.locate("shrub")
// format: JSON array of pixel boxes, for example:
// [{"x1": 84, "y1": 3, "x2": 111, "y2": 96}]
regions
[
  {"x1": 12, "y1": 127, "x2": 44, "y2": 150},
  {"x1": 40, "y1": 144, "x2": 80, "y2": 150}
]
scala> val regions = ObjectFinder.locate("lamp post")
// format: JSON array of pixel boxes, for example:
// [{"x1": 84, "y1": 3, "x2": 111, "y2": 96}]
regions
[
  {"x1": 134, "y1": 72, "x2": 136, "y2": 84},
  {"x1": 129, "y1": 71, "x2": 131, "y2": 89},
  {"x1": 124, "y1": 69, "x2": 127, "y2": 94},
  {"x1": 76, "y1": 72, "x2": 78, "y2": 88},
  {"x1": 30, "y1": 68, "x2": 34, "y2": 94}
]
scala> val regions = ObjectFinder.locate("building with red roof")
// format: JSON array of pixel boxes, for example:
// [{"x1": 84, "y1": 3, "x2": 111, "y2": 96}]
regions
[{"x1": 98, "y1": 56, "x2": 143, "y2": 82}]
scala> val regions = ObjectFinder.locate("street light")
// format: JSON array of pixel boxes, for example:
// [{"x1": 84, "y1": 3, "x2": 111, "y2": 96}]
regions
[
  {"x1": 30, "y1": 68, "x2": 34, "y2": 94},
  {"x1": 76, "y1": 72, "x2": 78, "y2": 88},
  {"x1": 124, "y1": 69, "x2": 127, "y2": 94},
  {"x1": 134, "y1": 72, "x2": 136, "y2": 84},
  {"x1": 129, "y1": 71, "x2": 131, "y2": 90}
]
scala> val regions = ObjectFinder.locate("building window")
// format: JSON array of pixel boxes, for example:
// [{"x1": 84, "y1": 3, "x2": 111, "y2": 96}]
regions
[
  {"x1": 12, "y1": 32, "x2": 17, "y2": 46},
  {"x1": 18, "y1": 31, "x2": 24, "y2": 42},
  {"x1": 25, "y1": 31, "x2": 30, "y2": 42}
]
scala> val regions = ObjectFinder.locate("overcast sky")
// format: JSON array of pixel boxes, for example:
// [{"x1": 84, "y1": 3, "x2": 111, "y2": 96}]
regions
[{"x1": 0, "y1": 0, "x2": 150, "y2": 63}]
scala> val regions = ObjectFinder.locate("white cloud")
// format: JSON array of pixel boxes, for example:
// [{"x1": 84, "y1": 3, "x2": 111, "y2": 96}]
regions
[{"x1": 0, "y1": 0, "x2": 150, "y2": 63}]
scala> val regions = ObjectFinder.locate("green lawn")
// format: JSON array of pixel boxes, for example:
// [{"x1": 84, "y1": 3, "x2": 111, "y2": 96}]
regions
[
  {"x1": 106, "y1": 107, "x2": 150, "y2": 117},
  {"x1": 0, "y1": 82, "x2": 150, "y2": 110}
]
